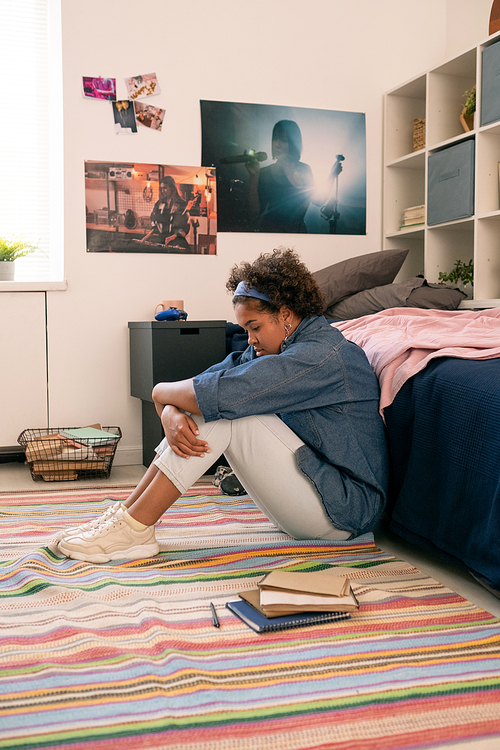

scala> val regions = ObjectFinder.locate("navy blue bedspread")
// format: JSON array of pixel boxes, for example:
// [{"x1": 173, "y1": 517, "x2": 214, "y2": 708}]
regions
[{"x1": 384, "y1": 357, "x2": 500, "y2": 591}]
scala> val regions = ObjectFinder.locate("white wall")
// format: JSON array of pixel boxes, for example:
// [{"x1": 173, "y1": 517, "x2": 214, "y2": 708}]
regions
[
  {"x1": 445, "y1": 0, "x2": 494, "y2": 58},
  {"x1": 46, "y1": 0, "x2": 463, "y2": 462}
]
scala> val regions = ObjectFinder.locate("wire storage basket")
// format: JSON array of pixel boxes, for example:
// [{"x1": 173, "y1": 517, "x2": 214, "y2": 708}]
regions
[{"x1": 17, "y1": 426, "x2": 122, "y2": 482}]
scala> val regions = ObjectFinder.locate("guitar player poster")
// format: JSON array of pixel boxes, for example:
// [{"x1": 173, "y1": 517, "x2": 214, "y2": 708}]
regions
[
  {"x1": 85, "y1": 161, "x2": 217, "y2": 254},
  {"x1": 201, "y1": 99, "x2": 366, "y2": 235}
]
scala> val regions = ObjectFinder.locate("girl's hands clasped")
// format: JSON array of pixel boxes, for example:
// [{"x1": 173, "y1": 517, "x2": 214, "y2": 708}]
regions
[{"x1": 160, "y1": 405, "x2": 210, "y2": 459}]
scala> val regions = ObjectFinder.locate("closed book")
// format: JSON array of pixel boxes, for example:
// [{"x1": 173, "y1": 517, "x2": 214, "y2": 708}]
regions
[
  {"x1": 259, "y1": 569, "x2": 351, "y2": 597},
  {"x1": 41, "y1": 472, "x2": 78, "y2": 481},
  {"x1": 25, "y1": 440, "x2": 65, "y2": 462},
  {"x1": 33, "y1": 459, "x2": 106, "y2": 472},
  {"x1": 256, "y1": 569, "x2": 359, "y2": 615},
  {"x1": 226, "y1": 599, "x2": 351, "y2": 633},
  {"x1": 60, "y1": 427, "x2": 118, "y2": 444},
  {"x1": 404, "y1": 204, "x2": 425, "y2": 213},
  {"x1": 259, "y1": 588, "x2": 359, "y2": 614},
  {"x1": 239, "y1": 588, "x2": 296, "y2": 616}
]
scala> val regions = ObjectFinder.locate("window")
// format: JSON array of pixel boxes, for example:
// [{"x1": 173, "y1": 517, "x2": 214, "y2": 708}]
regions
[{"x1": 0, "y1": 0, "x2": 62, "y2": 282}]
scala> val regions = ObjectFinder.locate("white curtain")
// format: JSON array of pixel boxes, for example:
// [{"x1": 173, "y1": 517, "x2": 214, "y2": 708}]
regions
[{"x1": 0, "y1": 0, "x2": 52, "y2": 281}]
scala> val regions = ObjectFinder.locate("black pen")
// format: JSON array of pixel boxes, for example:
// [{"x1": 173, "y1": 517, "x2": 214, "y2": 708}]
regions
[{"x1": 210, "y1": 602, "x2": 220, "y2": 628}]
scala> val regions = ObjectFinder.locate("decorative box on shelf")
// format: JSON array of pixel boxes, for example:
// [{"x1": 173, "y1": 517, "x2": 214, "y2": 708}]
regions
[
  {"x1": 18, "y1": 426, "x2": 122, "y2": 482},
  {"x1": 412, "y1": 118, "x2": 426, "y2": 151},
  {"x1": 427, "y1": 140, "x2": 475, "y2": 226}
]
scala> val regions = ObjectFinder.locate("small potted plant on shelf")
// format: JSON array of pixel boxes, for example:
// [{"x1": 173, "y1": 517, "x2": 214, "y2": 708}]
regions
[
  {"x1": 460, "y1": 85, "x2": 476, "y2": 132},
  {"x1": 0, "y1": 236, "x2": 38, "y2": 281},
  {"x1": 438, "y1": 258, "x2": 474, "y2": 295}
]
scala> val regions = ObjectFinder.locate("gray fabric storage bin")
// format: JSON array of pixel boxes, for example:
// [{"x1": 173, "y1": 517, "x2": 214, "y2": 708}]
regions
[
  {"x1": 481, "y1": 40, "x2": 500, "y2": 127},
  {"x1": 427, "y1": 140, "x2": 474, "y2": 226}
]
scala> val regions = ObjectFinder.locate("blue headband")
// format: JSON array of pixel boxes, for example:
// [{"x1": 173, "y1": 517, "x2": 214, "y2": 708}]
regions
[{"x1": 233, "y1": 281, "x2": 270, "y2": 302}]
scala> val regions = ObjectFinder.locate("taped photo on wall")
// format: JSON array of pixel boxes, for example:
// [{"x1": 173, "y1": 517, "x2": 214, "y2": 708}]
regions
[
  {"x1": 112, "y1": 101, "x2": 137, "y2": 135},
  {"x1": 124, "y1": 73, "x2": 161, "y2": 100},
  {"x1": 82, "y1": 77, "x2": 117, "y2": 101}
]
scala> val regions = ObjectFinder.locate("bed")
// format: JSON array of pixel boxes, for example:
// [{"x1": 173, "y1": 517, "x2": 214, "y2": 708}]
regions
[
  {"x1": 311, "y1": 248, "x2": 500, "y2": 592},
  {"x1": 333, "y1": 306, "x2": 500, "y2": 595}
]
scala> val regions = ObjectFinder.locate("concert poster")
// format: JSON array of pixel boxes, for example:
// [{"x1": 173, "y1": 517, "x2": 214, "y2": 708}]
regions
[
  {"x1": 200, "y1": 100, "x2": 366, "y2": 235},
  {"x1": 85, "y1": 161, "x2": 217, "y2": 255}
]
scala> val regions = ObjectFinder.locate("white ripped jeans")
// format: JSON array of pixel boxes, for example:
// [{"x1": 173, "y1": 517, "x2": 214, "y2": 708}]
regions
[{"x1": 154, "y1": 413, "x2": 350, "y2": 541}]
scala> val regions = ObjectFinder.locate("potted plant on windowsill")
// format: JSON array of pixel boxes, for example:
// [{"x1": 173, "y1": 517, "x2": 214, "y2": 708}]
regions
[
  {"x1": 460, "y1": 86, "x2": 476, "y2": 132},
  {"x1": 0, "y1": 236, "x2": 38, "y2": 281}
]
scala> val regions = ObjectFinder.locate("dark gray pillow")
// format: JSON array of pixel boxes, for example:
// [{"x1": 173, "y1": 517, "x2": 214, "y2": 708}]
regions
[
  {"x1": 325, "y1": 278, "x2": 466, "y2": 320},
  {"x1": 313, "y1": 248, "x2": 409, "y2": 308},
  {"x1": 407, "y1": 282, "x2": 467, "y2": 309}
]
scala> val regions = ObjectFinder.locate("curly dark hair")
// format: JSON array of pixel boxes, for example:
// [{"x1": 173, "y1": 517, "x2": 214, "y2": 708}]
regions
[{"x1": 226, "y1": 247, "x2": 326, "y2": 318}]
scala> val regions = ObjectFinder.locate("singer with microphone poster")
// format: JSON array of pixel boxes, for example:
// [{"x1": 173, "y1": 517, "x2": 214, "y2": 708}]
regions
[{"x1": 200, "y1": 100, "x2": 366, "y2": 235}]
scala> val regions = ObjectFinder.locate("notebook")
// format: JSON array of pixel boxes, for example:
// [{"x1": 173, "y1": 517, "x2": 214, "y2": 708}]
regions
[
  {"x1": 226, "y1": 599, "x2": 351, "y2": 633},
  {"x1": 60, "y1": 427, "x2": 117, "y2": 444}
]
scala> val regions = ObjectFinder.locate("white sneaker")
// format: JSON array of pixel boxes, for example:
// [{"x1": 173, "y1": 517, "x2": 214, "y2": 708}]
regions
[
  {"x1": 58, "y1": 507, "x2": 159, "y2": 563},
  {"x1": 54, "y1": 502, "x2": 125, "y2": 543}
]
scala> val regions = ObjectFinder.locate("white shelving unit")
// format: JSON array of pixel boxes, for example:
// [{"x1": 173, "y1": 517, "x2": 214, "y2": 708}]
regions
[{"x1": 383, "y1": 31, "x2": 500, "y2": 307}]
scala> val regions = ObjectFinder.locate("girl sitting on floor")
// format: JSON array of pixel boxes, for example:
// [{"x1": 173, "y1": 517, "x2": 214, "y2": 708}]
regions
[{"x1": 58, "y1": 247, "x2": 388, "y2": 563}]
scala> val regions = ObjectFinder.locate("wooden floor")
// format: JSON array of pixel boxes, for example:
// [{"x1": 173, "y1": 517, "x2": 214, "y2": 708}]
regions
[{"x1": 1, "y1": 461, "x2": 499, "y2": 618}]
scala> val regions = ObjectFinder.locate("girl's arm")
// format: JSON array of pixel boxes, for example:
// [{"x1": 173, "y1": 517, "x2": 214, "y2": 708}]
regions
[
  {"x1": 152, "y1": 378, "x2": 200, "y2": 416},
  {"x1": 152, "y1": 379, "x2": 208, "y2": 459}
]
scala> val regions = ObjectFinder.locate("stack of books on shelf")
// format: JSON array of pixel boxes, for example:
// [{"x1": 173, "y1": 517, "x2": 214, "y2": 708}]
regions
[
  {"x1": 400, "y1": 204, "x2": 425, "y2": 229},
  {"x1": 227, "y1": 569, "x2": 358, "y2": 632}
]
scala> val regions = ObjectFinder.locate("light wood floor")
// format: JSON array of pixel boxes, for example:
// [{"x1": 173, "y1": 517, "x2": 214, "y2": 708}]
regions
[{"x1": 1, "y1": 461, "x2": 499, "y2": 618}]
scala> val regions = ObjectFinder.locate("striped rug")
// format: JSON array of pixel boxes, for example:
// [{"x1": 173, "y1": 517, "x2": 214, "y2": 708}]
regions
[{"x1": 1, "y1": 486, "x2": 500, "y2": 749}]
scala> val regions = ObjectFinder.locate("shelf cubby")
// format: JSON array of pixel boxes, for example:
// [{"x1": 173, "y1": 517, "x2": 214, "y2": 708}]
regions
[
  {"x1": 384, "y1": 31, "x2": 500, "y2": 306},
  {"x1": 384, "y1": 76, "x2": 426, "y2": 162},
  {"x1": 475, "y1": 216, "x2": 500, "y2": 299},
  {"x1": 385, "y1": 233, "x2": 425, "y2": 281},
  {"x1": 425, "y1": 221, "x2": 474, "y2": 293},
  {"x1": 384, "y1": 156, "x2": 425, "y2": 236},
  {"x1": 427, "y1": 49, "x2": 476, "y2": 147},
  {"x1": 476, "y1": 124, "x2": 500, "y2": 214}
]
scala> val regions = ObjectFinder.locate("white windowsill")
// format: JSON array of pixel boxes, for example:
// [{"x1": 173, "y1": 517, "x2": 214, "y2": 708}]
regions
[{"x1": 0, "y1": 281, "x2": 67, "y2": 292}]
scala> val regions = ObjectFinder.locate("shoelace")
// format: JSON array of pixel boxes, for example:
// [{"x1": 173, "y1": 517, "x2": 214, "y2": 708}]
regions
[
  {"x1": 81, "y1": 504, "x2": 120, "y2": 532},
  {"x1": 87, "y1": 514, "x2": 124, "y2": 537}
]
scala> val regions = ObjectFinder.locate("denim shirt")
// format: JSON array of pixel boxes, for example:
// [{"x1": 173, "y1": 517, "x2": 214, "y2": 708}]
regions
[{"x1": 193, "y1": 316, "x2": 388, "y2": 535}]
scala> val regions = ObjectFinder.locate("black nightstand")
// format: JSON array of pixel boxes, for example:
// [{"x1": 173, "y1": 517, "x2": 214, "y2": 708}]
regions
[{"x1": 129, "y1": 320, "x2": 227, "y2": 465}]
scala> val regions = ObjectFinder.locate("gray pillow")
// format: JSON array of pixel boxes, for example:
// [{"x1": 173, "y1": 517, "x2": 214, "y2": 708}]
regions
[
  {"x1": 313, "y1": 248, "x2": 409, "y2": 308},
  {"x1": 325, "y1": 278, "x2": 466, "y2": 320},
  {"x1": 407, "y1": 282, "x2": 467, "y2": 309}
]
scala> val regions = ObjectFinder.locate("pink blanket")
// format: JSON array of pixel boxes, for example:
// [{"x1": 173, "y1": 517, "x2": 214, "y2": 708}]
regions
[{"x1": 333, "y1": 307, "x2": 500, "y2": 413}]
